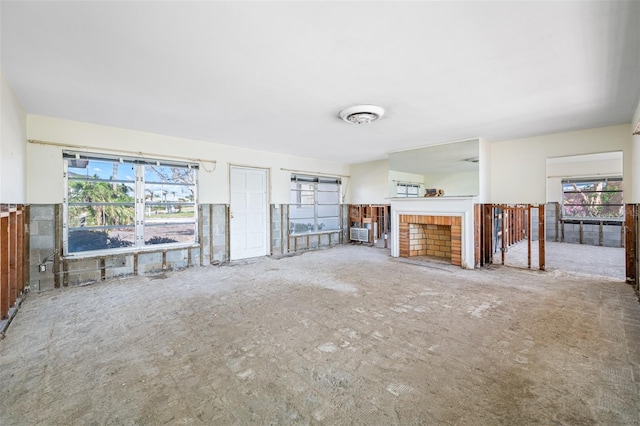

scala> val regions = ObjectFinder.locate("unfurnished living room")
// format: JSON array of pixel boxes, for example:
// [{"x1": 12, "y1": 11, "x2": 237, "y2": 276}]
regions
[{"x1": 1, "y1": 1, "x2": 640, "y2": 424}]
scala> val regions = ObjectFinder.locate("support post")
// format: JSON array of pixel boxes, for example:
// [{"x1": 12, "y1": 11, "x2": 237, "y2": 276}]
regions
[
  {"x1": 1, "y1": 213, "x2": 9, "y2": 319},
  {"x1": 625, "y1": 204, "x2": 637, "y2": 285},
  {"x1": 538, "y1": 204, "x2": 546, "y2": 271},
  {"x1": 527, "y1": 205, "x2": 532, "y2": 269}
]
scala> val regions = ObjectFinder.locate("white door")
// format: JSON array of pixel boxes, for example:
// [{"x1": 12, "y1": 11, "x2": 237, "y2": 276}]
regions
[{"x1": 230, "y1": 166, "x2": 269, "y2": 260}]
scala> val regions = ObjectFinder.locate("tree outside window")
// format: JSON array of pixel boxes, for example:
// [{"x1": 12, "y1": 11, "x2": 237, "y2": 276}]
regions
[
  {"x1": 562, "y1": 178, "x2": 623, "y2": 220},
  {"x1": 64, "y1": 153, "x2": 198, "y2": 254}
]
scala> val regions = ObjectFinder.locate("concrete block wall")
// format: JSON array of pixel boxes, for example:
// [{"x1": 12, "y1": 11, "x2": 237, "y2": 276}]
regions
[
  {"x1": 65, "y1": 258, "x2": 103, "y2": 285},
  {"x1": 545, "y1": 203, "x2": 559, "y2": 242},
  {"x1": 545, "y1": 202, "x2": 623, "y2": 247},
  {"x1": 28, "y1": 205, "x2": 57, "y2": 291},
  {"x1": 27, "y1": 202, "x2": 348, "y2": 289},
  {"x1": 270, "y1": 204, "x2": 289, "y2": 255},
  {"x1": 530, "y1": 207, "x2": 539, "y2": 241},
  {"x1": 211, "y1": 204, "x2": 227, "y2": 264},
  {"x1": 28, "y1": 203, "x2": 221, "y2": 290},
  {"x1": 200, "y1": 205, "x2": 211, "y2": 264},
  {"x1": 283, "y1": 204, "x2": 345, "y2": 255},
  {"x1": 602, "y1": 224, "x2": 623, "y2": 247}
]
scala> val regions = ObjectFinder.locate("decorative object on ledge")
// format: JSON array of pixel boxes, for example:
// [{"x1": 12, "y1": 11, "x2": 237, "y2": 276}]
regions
[
  {"x1": 633, "y1": 120, "x2": 640, "y2": 136},
  {"x1": 339, "y1": 105, "x2": 385, "y2": 125},
  {"x1": 424, "y1": 188, "x2": 445, "y2": 197}
]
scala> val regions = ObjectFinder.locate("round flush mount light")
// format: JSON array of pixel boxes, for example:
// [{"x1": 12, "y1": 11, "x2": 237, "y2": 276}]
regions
[{"x1": 339, "y1": 105, "x2": 385, "y2": 125}]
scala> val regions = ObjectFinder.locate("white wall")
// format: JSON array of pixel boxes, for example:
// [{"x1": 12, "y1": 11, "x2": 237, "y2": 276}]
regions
[
  {"x1": 424, "y1": 171, "x2": 477, "y2": 197},
  {"x1": 26, "y1": 115, "x2": 350, "y2": 205},
  {"x1": 388, "y1": 170, "x2": 425, "y2": 198},
  {"x1": 632, "y1": 99, "x2": 640, "y2": 203},
  {"x1": 0, "y1": 70, "x2": 27, "y2": 203},
  {"x1": 348, "y1": 159, "x2": 389, "y2": 204},
  {"x1": 490, "y1": 124, "x2": 632, "y2": 204},
  {"x1": 478, "y1": 138, "x2": 491, "y2": 203}
]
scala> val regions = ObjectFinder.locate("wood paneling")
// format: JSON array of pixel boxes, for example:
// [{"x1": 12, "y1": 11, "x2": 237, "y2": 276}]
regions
[
  {"x1": 0, "y1": 205, "x2": 26, "y2": 321},
  {"x1": 625, "y1": 204, "x2": 637, "y2": 285}
]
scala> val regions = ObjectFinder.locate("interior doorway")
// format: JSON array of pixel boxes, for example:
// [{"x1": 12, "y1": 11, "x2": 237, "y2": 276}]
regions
[
  {"x1": 490, "y1": 204, "x2": 545, "y2": 271},
  {"x1": 541, "y1": 152, "x2": 625, "y2": 280}
]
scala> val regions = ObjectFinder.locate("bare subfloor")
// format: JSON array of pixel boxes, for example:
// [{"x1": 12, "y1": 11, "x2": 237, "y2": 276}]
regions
[
  {"x1": 501, "y1": 240, "x2": 625, "y2": 281},
  {"x1": 1, "y1": 245, "x2": 639, "y2": 425}
]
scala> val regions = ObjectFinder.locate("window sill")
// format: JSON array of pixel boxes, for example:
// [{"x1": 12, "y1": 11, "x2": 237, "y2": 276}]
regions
[
  {"x1": 289, "y1": 229, "x2": 342, "y2": 237},
  {"x1": 63, "y1": 242, "x2": 200, "y2": 260},
  {"x1": 560, "y1": 218, "x2": 624, "y2": 225}
]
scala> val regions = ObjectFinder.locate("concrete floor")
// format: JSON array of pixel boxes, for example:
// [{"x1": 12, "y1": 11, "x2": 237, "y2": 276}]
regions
[
  {"x1": 501, "y1": 240, "x2": 625, "y2": 281},
  {"x1": 1, "y1": 245, "x2": 639, "y2": 425}
]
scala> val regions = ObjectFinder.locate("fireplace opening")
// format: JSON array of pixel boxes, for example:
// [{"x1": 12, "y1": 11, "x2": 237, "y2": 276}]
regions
[
  {"x1": 409, "y1": 223, "x2": 451, "y2": 260},
  {"x1": 398, "y1": 214, "x2": 462, "y2": 266}
]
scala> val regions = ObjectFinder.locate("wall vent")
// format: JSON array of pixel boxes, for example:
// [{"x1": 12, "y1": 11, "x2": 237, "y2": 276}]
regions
[{"x1": 350, "y1": 227, "x2": 369, "y2": 243}]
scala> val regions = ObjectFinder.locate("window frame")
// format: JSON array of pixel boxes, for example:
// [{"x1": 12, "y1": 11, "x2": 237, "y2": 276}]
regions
[
  {"x1": 63, "y1": 151, "x2": 199, "y2": 256},
  {"x1": 396, "y1": 182, "x2": 421, "y2": 198},
  {"x1": 289, "y1": 174, "x2": 342, "y2": 235},
  {"x1": 561, "y1": 176, "x2": 623, "y2": 221}
]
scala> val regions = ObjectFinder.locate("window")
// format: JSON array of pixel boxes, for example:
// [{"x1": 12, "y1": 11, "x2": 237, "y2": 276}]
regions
[
  {"x1": 289, "y1": 175, "x2": 341, "y2": 234},
  {"x1": 396, "y1": 182, "x2": 420, "y2": 197},
  {"x1": 64, "y1": 152, "x2": 198, "y2": 255},
  {"x1": 562, "y1": 177, "x2": 623, "y2": 220}
]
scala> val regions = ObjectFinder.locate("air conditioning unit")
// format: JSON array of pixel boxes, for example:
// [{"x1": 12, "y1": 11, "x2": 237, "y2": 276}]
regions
[{"x1": 350, "y1": 227, "x2": 369, "y2": 243}]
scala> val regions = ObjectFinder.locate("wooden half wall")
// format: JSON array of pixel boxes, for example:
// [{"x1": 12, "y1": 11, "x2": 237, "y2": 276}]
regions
[
  {"x1": 625, "y1": 204, "x2": 637, "y2": 288},
  {"x1": 474, "y1": 204, "x2": 545, "y2": 271},
  {"x1": 1, "y1": 204, "x2": 27, "y2": 330}
]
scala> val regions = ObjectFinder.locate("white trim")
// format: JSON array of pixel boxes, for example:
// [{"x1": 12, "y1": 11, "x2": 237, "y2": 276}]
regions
[{"x1": 390, "y1": 197, "x2": 476, "y2": 269}]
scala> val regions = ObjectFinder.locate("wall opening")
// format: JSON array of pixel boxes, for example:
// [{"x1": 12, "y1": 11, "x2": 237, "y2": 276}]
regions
[{"x1": 398, "y1": 214, "x2": 462, "y2": 266}]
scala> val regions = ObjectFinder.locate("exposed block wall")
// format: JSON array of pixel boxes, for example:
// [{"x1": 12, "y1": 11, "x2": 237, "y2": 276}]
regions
[
  {"x1": 28, "y1": 203, "x2": 224, "y2": 290},
  {"x1": 28, "y1": 205, "x2": 56, "y2": 291},
  {"x1": 545, "y1": 202, "x2": 623, "y2": 248},
  {"x1": 284, "y1": 204, "x2": 345, "y2": 255}
]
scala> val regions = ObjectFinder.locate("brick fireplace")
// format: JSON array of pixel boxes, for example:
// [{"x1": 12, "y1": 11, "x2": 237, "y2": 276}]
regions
[
  {"x1": 398, "y1": 214, "x2": 462, "y2": 266},
  {"x1": 391, "y1": 197, "x2": 475, "y2": 268}
]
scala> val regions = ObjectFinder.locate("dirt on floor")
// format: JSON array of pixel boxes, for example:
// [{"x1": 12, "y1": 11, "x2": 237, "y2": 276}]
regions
[{"x1": 1, "y1": 245, "x2": 639, "y2": 425}]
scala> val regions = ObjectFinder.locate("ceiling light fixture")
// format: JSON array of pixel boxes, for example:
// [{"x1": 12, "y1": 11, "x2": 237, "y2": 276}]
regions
[{"x1": 339, "y1": 105, "x2": 385, "y2": 125}]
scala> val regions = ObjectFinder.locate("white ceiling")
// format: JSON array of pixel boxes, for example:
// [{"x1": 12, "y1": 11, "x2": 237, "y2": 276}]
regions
[{"x1": 1, "y1": 1, "x2": 639, "y2": 164}]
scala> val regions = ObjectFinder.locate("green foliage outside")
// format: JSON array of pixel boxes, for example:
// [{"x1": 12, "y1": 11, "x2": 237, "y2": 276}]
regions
[
  {"x1": 562, "y1": 181, "x2": 623, "y2": 219},
  {"x1": 68, "y1": 178, "x2": 135, "y2": 227}
]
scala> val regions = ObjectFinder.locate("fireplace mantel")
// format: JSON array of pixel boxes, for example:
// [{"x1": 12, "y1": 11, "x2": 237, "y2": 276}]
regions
[{"x1": 390, "y1": 197, "x2": 477, "y2": 269}]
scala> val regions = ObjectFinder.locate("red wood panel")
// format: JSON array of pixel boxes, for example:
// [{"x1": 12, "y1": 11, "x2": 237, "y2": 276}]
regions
[
  {"x1": 9, "y1": 210, "x2": 17, "y2": 307},
  {"x1": 1, "y1": 215, "x2": 9, "y2": 319},
  {"x1": 17, "y1": 209, "x2": 24, "y2": 295},
  {"x1": 538, "y1": 204, "x2": 546, "y2": 271},
  {"x1": 625, "y1": 204, "x2": 637, "y2": 285}
]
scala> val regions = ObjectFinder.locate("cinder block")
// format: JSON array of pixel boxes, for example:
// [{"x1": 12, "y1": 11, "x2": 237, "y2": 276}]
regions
[
  {"x1": 30, "y1": 235, "x2": 55, "y2": 250},
  {"x1": 29, "y1": 205, "x2": 55, "y2": 221},
  {"x1": 191, "y1": 250, "x2": 201, "y2": 266},
  {"x1": 108, "y1": 264, "x2": 134, "y2": 278},
  {"x1": 201, "y1": 207, "x2": 211, "y2": 226},
  {"x1": 564, "y1": 232, "x2": 579, "y2": 243},
  {"x1": 138, "y1": 252, "x2": 163, "y2": 275},
  {"x1": 166, "y1": 249, "x2": 189, "y2": 270},
  {"x1": 67, "y1": 269, "x2": 101, "y2": 286},
  {"x1": 212, "y1": 246, "x2": 226, "y2": 263},
  {"x1": 31, "y1": 276, "x2": 55, "y2": 291},
  {"x1": 603, "y1": 238, "x2": 622, "y2": 248}
]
